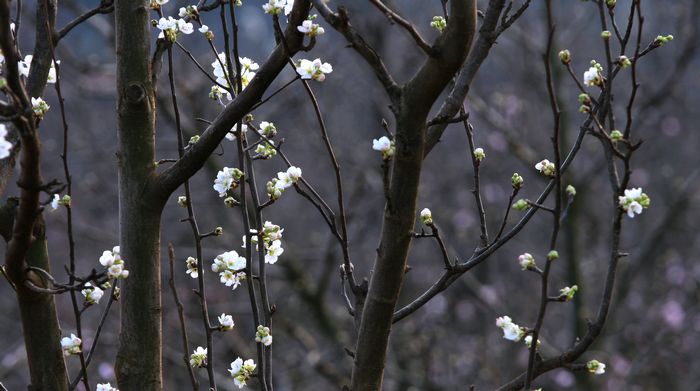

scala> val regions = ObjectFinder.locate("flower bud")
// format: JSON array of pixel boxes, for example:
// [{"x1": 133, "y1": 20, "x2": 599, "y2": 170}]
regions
[
  {"x1": 547, "y1": 250, "x2": 559, "y2": 261},
  {"x1": 610, "y1": 129, "x2": 623, "y2": 142},
  {"x1": 601, "y1": 30, "x2": 611, "y2": 40},
  {"x1": 518, "y1": 253, "x2": 536, "y2": 270},
  {"x1": 511, "y1": 173, "x2": 524, "y2": 189},
  {"x1": 178, "y1": 195, "x2": 188, "y2": 207},
  {"x1": 224, "y1": 197, "x2": 238, "y2": 208},
  {"x1": 617, "y1": 55, "x2": 631, "y2": 68},
  {"x1": 566, "y1": 185, "x2": 577, "y2": 197},
  {"x1": 606, "y1": 0, "x2": 616, "y2": 7},
  {"x1": 214, "y1": 227, "x2": 224, "y2": 236},
  {"x1": 558, "y1": 49, "x2": 571, "y2": 64},
  {"x1": 512, "y1": 199, "x2": 529, "y2": 211},
  {"x1": 473, "y1": 147, "x2": 486, "y2": 162},
  {"x1": 420, "y1": 208, "x2": 433, "y2": 225},
  {"x1": 189, "y1": 135, "x2": 200, "y2": 145}
]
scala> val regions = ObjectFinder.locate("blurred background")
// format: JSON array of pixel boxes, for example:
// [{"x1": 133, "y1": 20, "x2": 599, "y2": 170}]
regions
[{"x1": 1, "y1": 0, "x2": 699, "y2": 390}]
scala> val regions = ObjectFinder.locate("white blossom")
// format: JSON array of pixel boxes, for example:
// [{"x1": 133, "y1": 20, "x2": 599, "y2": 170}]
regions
[
  {"x1": 496, "y1": 315, "x2": 524, "y2": 342},
  {"x1": 218, "y1": 313, "x2": 235, "y2": 331},
  {"x1": 297, "y1": 20, "x2": 325, "y2": 37},
  {"x1": 199, "y1": 25, "x2": 210, "y2": 34},
  {"x1": 185, "y1": 256, "x2": 199, "y2": 278},
  {"x1": 228, "y1": 358, "x2": 256, "y2": 388},
  {"x1": 31, "y1": 97, "x2": 50, "y2": 118},
  {"x1": 583, "y1": 66, "x2": 602, "y2": 87},
  {"x1": 264, "y1": 240, "x2": 284, "y2": 264},
  {"x1": 372, "y1": 136, "x2": 395, "y2": 159},
  {"x1": 213, "y1": 167, "x2": 242, "y2": 197},
  {"x1": 61, "y1": 333, "x2": 82, "y2": 356},
  {"x1": 190, "y1": 346, "x2": 207, "y2": 368},
  {"x1": 51, "y1": 194, "x2": 61, "y2": 210},
  {"x1": 81, "y1": 282, "x2": 105, "y2": 305},
  {"x1": 96, "y1": 383, "x2": 119, "y2": 391},
  {"x1": 618, "y1": 187, "x2": 650, "y2": 218},
  {"x1": 295, "y1": 58, "x2": 332, "y2": 81}
]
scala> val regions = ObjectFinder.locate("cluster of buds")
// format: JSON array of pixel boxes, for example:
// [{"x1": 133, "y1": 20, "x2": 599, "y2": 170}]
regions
[
  {"x1": 578, "y1": 93, "x2": 592, "y2": 113},
  {"x1": 653, "y1": 34, "x2": 674, "y2": 47},
  {"x1": 31, "y1": 97, "x2": 50, "y2": 118},
  {"x1": 511, "y1": 173, "x2": 524, "y2": 189},
  {"x1": 266, "y1": 166, "x2": 302, "y2": 200},
  {"x1": 430, "y1": 16, "x2": 447, "y2": 32},
  {"x1": 99, "y1": 246, "x2": 129, "y2": 279},
  {"x1": 255, "y1": 140, "x2": 277, "y2": 159},
  {"x1": 255, "y1": 325, "x2": 273, "y2": 346},
  {"x1": 559, "y1": 285, "x2": 578, "y2": 301}
]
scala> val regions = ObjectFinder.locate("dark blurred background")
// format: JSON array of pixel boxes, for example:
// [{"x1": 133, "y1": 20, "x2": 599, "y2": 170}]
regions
[{"x1": 1, "y1": 0, "x2": 699, "y2": 390}]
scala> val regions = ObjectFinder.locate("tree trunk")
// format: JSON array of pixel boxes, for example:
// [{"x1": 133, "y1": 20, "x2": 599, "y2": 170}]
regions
[{"x1": 113, "y1": 0, "x2": 162, "y2": 389}]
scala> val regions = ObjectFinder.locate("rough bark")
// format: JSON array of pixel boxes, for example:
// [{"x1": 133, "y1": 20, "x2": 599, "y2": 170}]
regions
[
  {"x1": 0, "y1": 0, "x2": 69, "y2": 389},
  {"x1": 113, "y1": 0, "x2": 163, "y2": 389},
  {"x1": 349, "y1": 1, "x2": 477, "y2": 390}
]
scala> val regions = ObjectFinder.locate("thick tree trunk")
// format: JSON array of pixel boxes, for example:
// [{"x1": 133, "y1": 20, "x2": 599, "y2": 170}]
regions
[
  {"x1": 18, "y1": 218, "x2": 70, "y2": 391},
  {"x1": 113, "y1": 0, "x2": 162, "y2": 389},
  {"x1": 349, "y1": 2, "x2": 476, "y2": 390}
]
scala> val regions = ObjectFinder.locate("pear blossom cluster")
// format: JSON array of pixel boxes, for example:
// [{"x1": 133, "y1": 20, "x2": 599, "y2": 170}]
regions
[
  {"x1": 229, "y1": 357, "x2": 257, "y2": 388},
  {"x1": 81, "y1": 282, "x2": 105, "y2": 305},
  {"x1": 212, "y1": 250, "x2": 247, "y2": 290},
  {"x1": 297, "y1": 18, "x2": 325, "y2": 37},
  {"x1": 61, "y1": 333, "x2": 82, "y2": 356},
  {"x1": 262, "y1": 0, "x2": 293, "y2": 16},
  {"x1": 618, "y1": 187, "x2": 650, "y2": 218},
  {"x1": 372, "y1": 136, "x2": 395, "y2": 160},
  {"x1": 266, "y1": 166, "x2": 302, "y2": 200},
  {"x1": 18, "y1": 55, "x2": 58, "y2": 83},
  {"x1": 255, "y1": 140, "x2": 277, "y2": 159},
  {"x1": 155, "y1": 16, "x2": 194, "y2": 42},
  {"x1": 496, "y1": 315, "x2": 525, "y2": 342},
  {"x1": 213, "y1": 167, "x2": 244, "y2": 197},
  {"x1": 1, "y1": 124, "x2": 13, "y2": 159},
  {"x1": 210, "y1": 53, "x2": 260, "y2": 98},
  {"x1": 218, "y1": 313, "x2": 235, "y2": 331},
  {"x1": 583, "y1": 60, "x2": 604, "y2": 87},
  {"x1": 178, "y1": 4, "x2": 197, "y2": 18},
  {"x1": 190, "y1": 346, "x2": 207, "y2": 368},
  {"x1": 31, "y1": 97, "x2": 50, "y2": 118},
  {"x1": 242, "y1": 221, "x2": 285, "y2": 264},
  {"x1": 185, "y1": 256, "x2": 199, "y2": 278},
  {"x1": 99, "y1": 246, "x2": 129, "y2": 279},
  {"x1": 535, "y1": 159, "x2": 556, "y2": 177},
  {"x1": 586, "y1": 359, "x2": 606, "y2": 375},
  {"x1": 96, "y1": 383, "x2": 119, "y2": 391},
  {"x1": 295, "y1": 58, "x2": 333, "y2": 82},
  {"x1": 255, "y1": 325, "x2": 273, "y2": 346}
]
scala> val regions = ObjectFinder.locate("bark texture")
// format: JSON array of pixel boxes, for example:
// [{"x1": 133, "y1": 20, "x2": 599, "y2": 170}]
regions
[
  {"x1": 113, "y1": 0, "x2": 163, "y2": 389},
  {"x1": 349, "y1": 2, "x2": 476, "y2": 390}
]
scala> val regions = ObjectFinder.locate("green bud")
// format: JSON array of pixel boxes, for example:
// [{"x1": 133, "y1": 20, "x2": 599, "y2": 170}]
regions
[
  {"x1": 601, "y1": 30, "x2": 611, "y2": 40},
  {"x1": 547, "y1": 250, "x2": 559, "y2": 261},
  {"x1": 606, "y1": 0, "x2": 616, "y2": 7},
  {"x1": 0, "y1": 77, "x2": 7, "y2": 89},
  {"x1": 617, "y1": 55, "x2": 632, "y2": 68},
  {"x1": 189, "y1": 135, "x2": 200, "y2": 145},
  {"x1": 558, "y1": 49, "x2": 571, "y2": 64},
  {"x1": 578, "y1": 93, "x2": 591, "y2": 105},
  {"x1": 610, "y1": 129, "x2": 623, "y2": 141},
  {"x1": 224, "y1": 197, "x2": 238, "y2": 208},
  {"x1": 512, "y1": 199, "x2": 530, "y2": 211},
  {"x1": 566, "y1": 185, "x2": 576, "y2": 197},
  {"x1": 473, "y1": 147, "x2": 486, "y2": 162},
  {"x1": 511, "y1": 173, "x2": 524, "y2": 189},
  {"x1": 430, "y1": 16, "x2": 447, "y2": 33}
]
